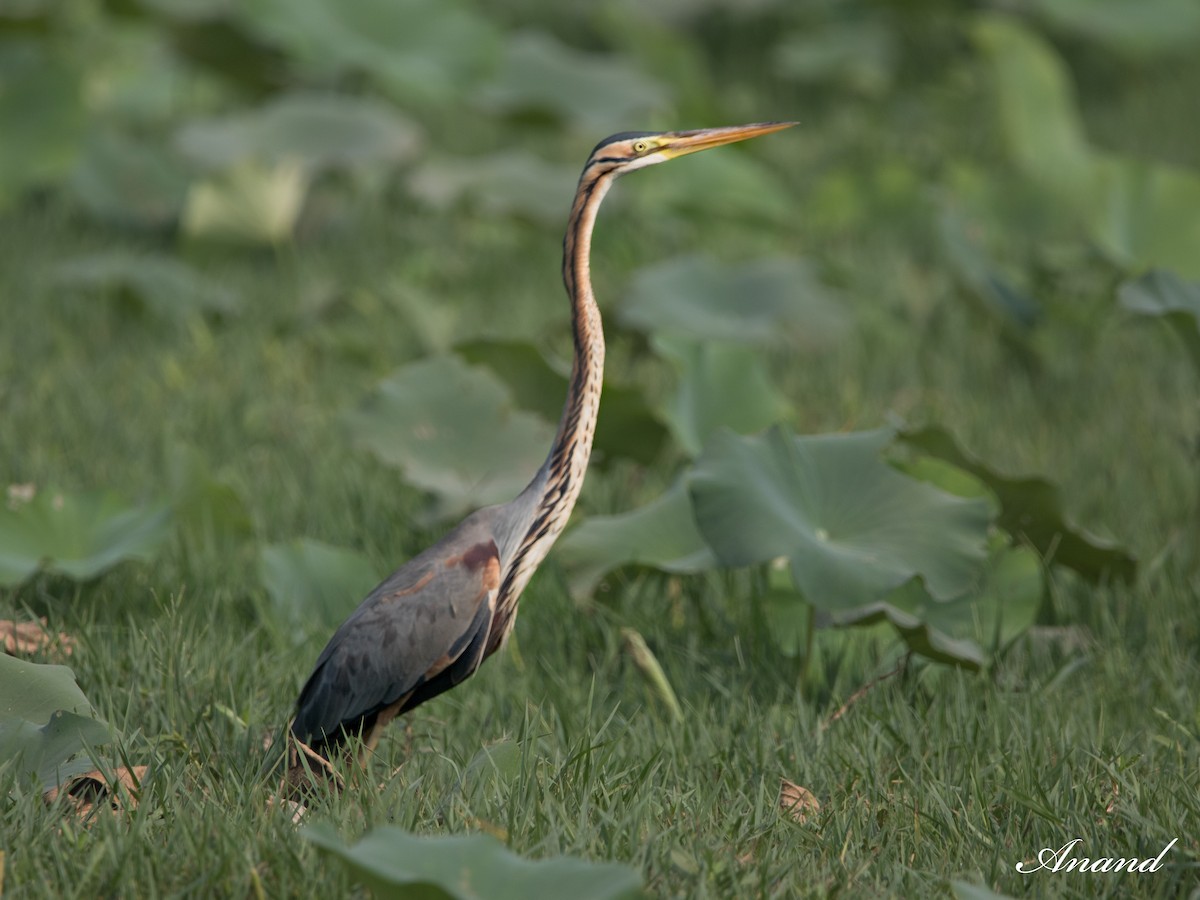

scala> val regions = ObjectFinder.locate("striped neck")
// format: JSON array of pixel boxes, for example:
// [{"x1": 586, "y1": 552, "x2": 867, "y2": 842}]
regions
[{"x1": 490, "y1": 163, "x2": 616, "y2": 642}]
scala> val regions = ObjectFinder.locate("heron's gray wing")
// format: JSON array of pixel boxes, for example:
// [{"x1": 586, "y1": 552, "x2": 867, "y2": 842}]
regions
[{"x1": 292, "y1": 538, "x2": 500, "y2": 745}]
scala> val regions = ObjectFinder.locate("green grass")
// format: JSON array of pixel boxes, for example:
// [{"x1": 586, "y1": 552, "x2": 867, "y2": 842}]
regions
[{"x1": 2, "y1": 128, "x2": 1199, "y2": 898}]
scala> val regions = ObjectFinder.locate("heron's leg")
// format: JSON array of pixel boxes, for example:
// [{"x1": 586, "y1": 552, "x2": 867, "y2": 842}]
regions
[
  {"x1": 282, "y1": 729, "x2": 345, "y2": 801},
  {"x1": 360, "y1": 691, "x2": 413, "y2": 758}
]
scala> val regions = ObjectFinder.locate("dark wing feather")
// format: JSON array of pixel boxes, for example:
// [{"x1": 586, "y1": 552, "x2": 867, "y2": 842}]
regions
[{"x1": 291, "y1": 535, "x2": 501, "y2": 746}]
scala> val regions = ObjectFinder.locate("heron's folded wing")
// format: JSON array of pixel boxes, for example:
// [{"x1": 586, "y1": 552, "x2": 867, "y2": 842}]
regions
[{"x1": 293, "y1": 539, "x2": 500, "y2": 744}]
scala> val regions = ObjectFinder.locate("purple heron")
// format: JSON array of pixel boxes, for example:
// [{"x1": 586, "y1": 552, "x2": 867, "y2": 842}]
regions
[{"x1": 289, "y1": 122, "x2": 796, "y2": 772}]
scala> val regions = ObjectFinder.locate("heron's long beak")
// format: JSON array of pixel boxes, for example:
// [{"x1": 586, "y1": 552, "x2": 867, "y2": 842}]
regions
[{"x1": 659, "y1": 121, "x2": 797, "y2": 159}]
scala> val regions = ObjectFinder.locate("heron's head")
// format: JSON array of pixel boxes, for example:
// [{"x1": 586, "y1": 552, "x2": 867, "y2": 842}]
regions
[{"x1": 587, "y1": 121, "x2": 797, "y2": 177}]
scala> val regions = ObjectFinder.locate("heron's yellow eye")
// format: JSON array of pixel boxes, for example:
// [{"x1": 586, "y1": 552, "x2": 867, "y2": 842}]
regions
[{"x1": 633, "y1": 140, "x2": 649, "y2": 154}]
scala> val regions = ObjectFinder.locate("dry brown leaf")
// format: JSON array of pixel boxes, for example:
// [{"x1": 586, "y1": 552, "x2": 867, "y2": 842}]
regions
[
  {"x1": 779, "y1": 777, "x2": 820, "y2": 824},
  {"x1": 44, "y1": 766, "x2": 148, "y2": 822},
  {"x1": 1099, "y1": 779, "x2": 1119, "y2": 824},
  {"x1": 1, "y1": 617, "x2": 75, "y2": 658}
]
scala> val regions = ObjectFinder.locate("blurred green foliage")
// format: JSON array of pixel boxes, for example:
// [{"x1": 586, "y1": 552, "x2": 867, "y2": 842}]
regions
[
  {"x1": 2, "y1": 0, "x2": 1198, "y2": 892},
  {"x1": 0, "y1": 488, "x2": 170, "y2": 587},
  {"x1": 3, "y1": 0, "x2": 1192, "y2": 676}
]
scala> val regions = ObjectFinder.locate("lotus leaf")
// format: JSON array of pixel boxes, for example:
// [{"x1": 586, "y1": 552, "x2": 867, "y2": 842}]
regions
[
  {"x1": 1118, "y1": 269, "x2": 1200, "y2": 373},
  {"x1": 836, "y1": 540, "x2": 1042, "y2": 661},
  {"x1": 621, "y1": 256, "x2": 848, "y2": 347},
  {"x1": 950, "y1": 880, "x2": 1018, "y2": 900},
  {"x1": 1089, "y1": 156, "x2": 1200, "y2": 279},
  {"x1": 455, "y1": 340, "x2": 668, "y2": 464},
  {"x1": 259, "y1": 539, "x2": 382, "y2": 641},
  {"x1": 0, "y1": 489, "x2": 171, "y2": 588},
  {"x1": 652, "y1": 336, "x2": 791, "y2": 456},
  {"x1": 831, "y1": 599, "x2": 987, "y2": 669},
  {"x1": 236, "y1": 0, "x2": 499, "y2": 104},
  {"x1": 938, "y1": 206, "x2": 1040, "y2": 330},
  {"x1": 70, "y1": 131, "x2": 190, "y2": 229},
  {"x1": 971, "y1": 15, "x2": 1094, "y2": 205},
  {"x1": 478, "y1": 30, "x2": 667, "y2": 130},
  {"x1": 0, "y1": 42, "x2": 84, "y2": 209},
  {"x1": 772, "y1": 19, "x2": 895, "y2": 95},
  {"x1": 408, "y1": 152, "x2": 579, "y2": 225},
  {"x1": 627, "y1": 150, "x2": 797, "y2": 226},
  {"x1": 689, "y1": 428, "x2": 992, "y2": 610},
  {"x1": 344, "y1": 355, "x2": 555, "y2": 520},
  {"x1": 53, "y1": 252, "x2": 241, "y2": 319},
  {"x1": 0, "y1": 655, "x2": 112, "y2": 790},
  {"x1": 1025, "y1": 0, "x2": 1200, "y2": 58},
  {"x1": 556, "y1": 481, "x2": 715, "y2": 599},
  {"x1": 305, "y1": 824, "x2": 644, "y2": 900},
  {"x1": 176, "y1": 92, "x2": 422, "y2": 173},
  {"x1": 900, "y1": 424, "x2": 1137, "y2": 583},
  {"x1": 167, "y1": 443, "x2": 253, "y2": 550},
  {"x1": 973, "y1": 15, "x2": 1200, "y2": 277}
]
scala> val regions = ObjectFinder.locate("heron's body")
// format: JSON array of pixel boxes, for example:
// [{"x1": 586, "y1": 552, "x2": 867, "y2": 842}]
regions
[{"x1": 290, "y1": 122, "x2": 795, "y2": 765}]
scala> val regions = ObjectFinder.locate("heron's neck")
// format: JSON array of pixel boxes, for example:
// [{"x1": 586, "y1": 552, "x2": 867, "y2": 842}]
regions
[
  {"x1": 493, "y1": 171, "x2": 613, "y2": 620},
  {"x1": 550, "y1": 171, "x2": 610, "y2": 505}
]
